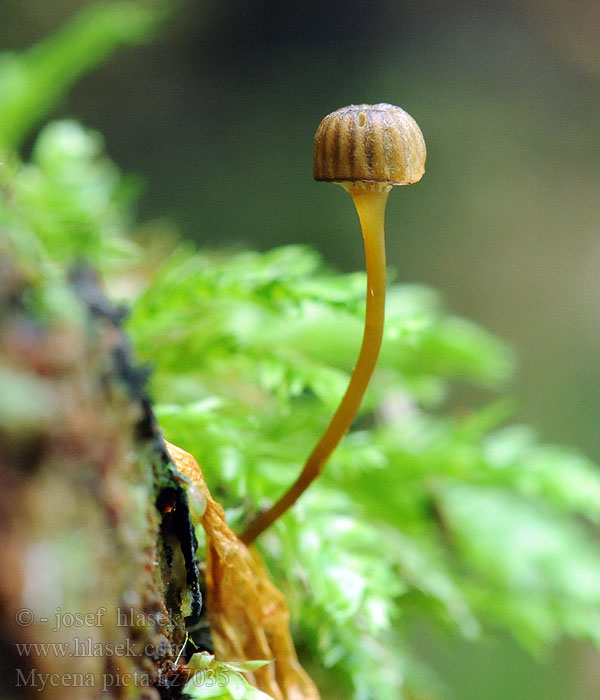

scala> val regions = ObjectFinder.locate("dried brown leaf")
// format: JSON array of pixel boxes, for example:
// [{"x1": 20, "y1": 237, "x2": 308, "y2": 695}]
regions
[{"x1": 166, "y1": 442, "x2": 320, "y2": 700}]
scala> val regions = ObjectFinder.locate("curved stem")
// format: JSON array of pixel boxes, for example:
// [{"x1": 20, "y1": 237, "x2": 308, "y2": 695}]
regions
[{"x1": 240, "y1": 183, "x2": 390, "y2": 545}]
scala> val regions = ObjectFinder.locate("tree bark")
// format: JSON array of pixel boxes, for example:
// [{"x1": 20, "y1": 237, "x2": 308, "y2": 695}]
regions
[{"x1": 0, "y1": 261, "x2": 202, "y2": 700}]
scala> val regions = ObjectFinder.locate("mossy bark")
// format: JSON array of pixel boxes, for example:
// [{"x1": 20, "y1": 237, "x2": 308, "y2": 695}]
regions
[{"x1": 0, "y1": 261, "x2": 202, "y2": 700}]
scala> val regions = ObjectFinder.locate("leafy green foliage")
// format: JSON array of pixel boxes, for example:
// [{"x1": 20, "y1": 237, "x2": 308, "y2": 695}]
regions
[
  {"x1": 3, "y1": 8, "x2": 600, "y2": 700},
  {"x1": 129, "y1": 241, "x2": 600, "y2": 696},
  {"x1": 184, "y1": 653, "x2": 275, "y2": 700},
  {"x1": 1, "y1": 120, "x2": 139, "y2": 267},
  {"x1": 0, "y1": 1, "x2": 165, "y2": 151}
]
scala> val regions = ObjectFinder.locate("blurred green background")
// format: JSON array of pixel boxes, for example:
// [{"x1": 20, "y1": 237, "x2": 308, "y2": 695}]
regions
[
  {"x1": 2, "y1": 1, "x2": 599, "y2": 697},
  {"x1": 5, "y1": 0, "x2": 599, "y2": 463}
]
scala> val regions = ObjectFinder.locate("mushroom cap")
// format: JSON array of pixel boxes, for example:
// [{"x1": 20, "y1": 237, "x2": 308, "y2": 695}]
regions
[{"x1": 313, "y1": 103, "x2": 426, "y2": 186}]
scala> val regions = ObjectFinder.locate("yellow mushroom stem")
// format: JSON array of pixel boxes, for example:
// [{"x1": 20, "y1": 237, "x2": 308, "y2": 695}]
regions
[{"x1": 240, "y1": 181, "x2": 391, "y2": 546}]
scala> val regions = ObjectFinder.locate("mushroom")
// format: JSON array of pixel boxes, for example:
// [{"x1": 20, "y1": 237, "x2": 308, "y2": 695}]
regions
[{"x1": 241, "y1": 103, "x2": 426, "y2": 545}]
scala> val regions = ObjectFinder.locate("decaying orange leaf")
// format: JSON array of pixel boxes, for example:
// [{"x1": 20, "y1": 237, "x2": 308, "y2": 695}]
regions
[{"x1": 166, "y1": 441, "x2": 320, "y2": 700}]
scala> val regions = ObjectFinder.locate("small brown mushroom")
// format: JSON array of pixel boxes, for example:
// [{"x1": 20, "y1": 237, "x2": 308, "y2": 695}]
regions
[{"x1": 241, "y1": 104, "x2": 426, "y2": 545}]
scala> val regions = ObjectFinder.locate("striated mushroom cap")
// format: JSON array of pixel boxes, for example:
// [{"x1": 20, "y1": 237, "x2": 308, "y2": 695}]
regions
[{"x1": 313, "y1": 103, "x2": 426, "y2": 186}]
